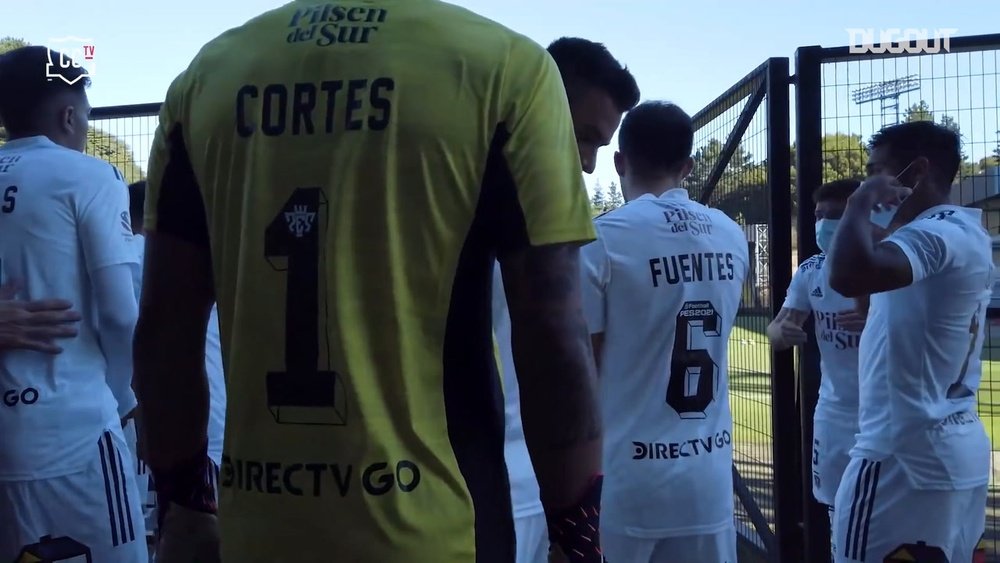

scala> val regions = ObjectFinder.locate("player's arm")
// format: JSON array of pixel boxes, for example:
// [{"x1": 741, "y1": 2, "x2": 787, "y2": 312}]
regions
[
  {"x1": 766, "y1": 308, "x2": 810, "y2": 351},
  {"x1": 579, "y1": 232, "x2": 610, "y2": 372},
  {"x1": 828, "y1": 176, "x2": 917, "y2": 297},
  {"x1": 78, "y1": 178, "x2": 140, "y2": 420},
  {"x1": 133, "y1": 78, "x2": 217, "y2": 524},
  {"x1": 493, "y1": 38, "x2": 603, "y2": 558},
  {"x1": 766, "y1": 259, "x2": 811, "y2": 350}
]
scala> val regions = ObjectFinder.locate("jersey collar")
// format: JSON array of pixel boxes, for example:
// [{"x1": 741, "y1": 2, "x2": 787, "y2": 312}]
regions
[
  {"x1": 918, "y1": 203, "x2": 982, "y2": 221},
  {"x1": 635, "y1": 188, "x2": 689, "y2": 202},
  {"x1": 0, "y1": 135, "x2": 58, "y2": 150}
]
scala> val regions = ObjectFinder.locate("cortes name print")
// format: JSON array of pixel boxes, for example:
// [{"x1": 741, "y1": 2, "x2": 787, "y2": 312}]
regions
[{"x1": 287, "y1": 4, "x2": 388, "y2": 46}]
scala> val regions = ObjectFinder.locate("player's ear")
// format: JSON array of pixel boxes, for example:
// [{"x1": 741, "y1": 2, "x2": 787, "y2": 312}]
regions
[
  {"x1": 613, "y1": 151, "x2": 625, "y2": 177},
  {"x1": 57, "y1": 103, "x2": 75, "y2": 133},
  {"x1": 912, "y1": 156, "x2": 932, "y2": 183},
  {"x1": 679, "y1": 157, "x2": 694, "y2": 181}
]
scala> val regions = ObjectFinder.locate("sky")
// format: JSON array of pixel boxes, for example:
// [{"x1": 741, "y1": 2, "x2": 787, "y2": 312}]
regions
[{"x1": 5, "y1": 0, "x2": 998, "y2": 189}]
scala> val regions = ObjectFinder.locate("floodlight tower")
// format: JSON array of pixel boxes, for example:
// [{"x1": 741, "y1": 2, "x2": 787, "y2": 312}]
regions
[{"x1": 851, "y1": 75, "x2": 921, "y2": 125}]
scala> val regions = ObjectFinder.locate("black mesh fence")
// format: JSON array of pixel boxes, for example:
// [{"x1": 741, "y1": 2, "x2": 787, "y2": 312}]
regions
[
  {"x1": 685, "y1": 61, "x2": 794, "y2": 560},
  {"x1": 84, "y1": 104, "x2": 160, "y2": 184}
]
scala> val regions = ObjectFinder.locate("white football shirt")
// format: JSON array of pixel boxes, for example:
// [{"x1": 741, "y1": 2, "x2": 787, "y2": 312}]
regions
[
  {"x1": 0, "y1": 136, "x2": 137, "y2": 480},
  {"x1": 131, "y1": 234, "x2": 227, "y2": 466},
  {"x1": 491, "y1": 263, "x2": 544, "y2": 519},
  {"x1": 782, "y1": 253, "x2": 861, "y2": 423},
  {"x1": 852, "y1": 205, "x2": 993, "y2": 489},
  {"x1": 581, "y1": 189, "x2": 749, "y2": 537}
]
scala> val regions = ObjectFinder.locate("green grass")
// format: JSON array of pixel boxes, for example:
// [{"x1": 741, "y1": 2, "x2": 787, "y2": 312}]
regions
[
  {"x1": 727, "y1": 315, "x2": 773, "y2": 443},
  {"x1": 725, "y1": 315, "x2": 1000, "y2": 449}
]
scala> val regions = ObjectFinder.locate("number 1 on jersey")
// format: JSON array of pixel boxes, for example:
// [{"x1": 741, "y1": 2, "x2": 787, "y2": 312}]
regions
[
  {"x1": 666, "y1": 301, "x2": 722, "y2": 419},
  {"x1": 948, "y1": 306, "x2": 981, "y2": 399},
  {"x1": 264, "y1": 187, "x2": 347, "y2": 426}
]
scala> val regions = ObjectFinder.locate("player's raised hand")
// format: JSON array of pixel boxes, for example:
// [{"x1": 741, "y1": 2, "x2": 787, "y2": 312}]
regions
[
  {"x1": 0, "y1": 284, "x2": 81, "y2": 353},
  {"x1": 835, "y1": 309, "x2": 867, "y2": 332},
  {"x1": 852, "y1": 174, "x2": 913, "y2": 212}
]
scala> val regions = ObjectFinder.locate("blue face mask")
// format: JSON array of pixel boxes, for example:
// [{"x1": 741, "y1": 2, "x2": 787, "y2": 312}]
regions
[{"x1": 815, "y1": 219, "x2": 840, "y2": 253}]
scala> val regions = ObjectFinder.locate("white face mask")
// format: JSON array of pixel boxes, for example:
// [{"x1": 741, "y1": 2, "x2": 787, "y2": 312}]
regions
[
  {"x1": 815, "y1": 219, "x2": 840, "y2": 253},
  {"x1": 869, "y1": 161, "x2": 919, "y2": 229},
  {"x1": 870, "y1": 207, "x2": 897, "y2": 229}
]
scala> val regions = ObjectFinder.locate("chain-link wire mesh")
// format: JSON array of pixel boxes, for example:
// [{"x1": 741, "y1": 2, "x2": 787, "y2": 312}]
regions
[
  {"x1": 685, "y1": 68, "x2": 780, "y2": 555},
  {"x1": 84, "y1": 106, "x2": 160, "y2": 184}
]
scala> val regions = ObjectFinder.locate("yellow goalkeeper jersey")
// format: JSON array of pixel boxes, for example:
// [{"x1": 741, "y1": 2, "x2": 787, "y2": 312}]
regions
[{"x1": 143, "y1": 0, "x2": 595, "y2": 561}]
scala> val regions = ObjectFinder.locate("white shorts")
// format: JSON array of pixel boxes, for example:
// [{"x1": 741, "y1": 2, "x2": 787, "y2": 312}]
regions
[
  {"x1": 812, "y1": 418, "x2": 854, "y2": 506},
  {"x1": 514, "y1": 512, "x2": 549, "y2": 563},
  {"x1": 602, "y1": 526, "x2": 737, "y2": 563},
  {"x1": 833, "y1": 456, "x2": 986, "y2": 563},
  {"x1": 0, "y1": 428, "x2": 148, "y2": 562}
]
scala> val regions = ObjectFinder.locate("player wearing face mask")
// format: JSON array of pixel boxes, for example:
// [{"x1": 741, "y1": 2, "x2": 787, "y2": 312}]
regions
[
  {"x1": 828, "y1": 121, "x2": 991, "y2": 563},
  {"x1": 766, "y1": 179, "x2": 866, "y2": 556}
]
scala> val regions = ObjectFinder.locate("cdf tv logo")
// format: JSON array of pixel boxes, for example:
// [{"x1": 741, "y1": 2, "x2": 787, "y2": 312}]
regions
[{"x1": 45, "y1": 37, "x2": 97, "y2": 85}]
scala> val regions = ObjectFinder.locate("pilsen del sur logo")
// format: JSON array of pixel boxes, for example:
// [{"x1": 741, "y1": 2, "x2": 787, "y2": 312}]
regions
[{"x1": 285, "y1": 4, "x2": 388, "y2": 46}]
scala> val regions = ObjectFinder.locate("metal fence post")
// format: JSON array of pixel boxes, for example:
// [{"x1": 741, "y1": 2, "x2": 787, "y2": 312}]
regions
[
  {"x1": 765, "y1": 56, "x2": 802, "y2": 563},
  {"x1": 793, "y1": 44, "x2": 831, "y2": 563}
]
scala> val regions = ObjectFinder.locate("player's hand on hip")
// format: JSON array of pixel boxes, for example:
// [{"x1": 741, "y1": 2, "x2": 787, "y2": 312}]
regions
[
  {"x1": 156, "y1": 502, "x2": 221, "y2": 563},
  {"x1": 0, "y1": 288, "x2": 81, "y2": 354},
  {"x1": 835, "y1": 309, "x2": 866, "y2": 332},
  {"x1": 852, "y1": 174, "x2": 912, "y2": 211}
]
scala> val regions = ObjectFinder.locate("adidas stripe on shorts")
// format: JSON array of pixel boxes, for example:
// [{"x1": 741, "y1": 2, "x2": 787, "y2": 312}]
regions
[
  {"x1": 0, "y1": 427, "x2": 148, "y2": 562},
  {"x1": 833, "y1": 456, "x2": 985, "y2": 563}
]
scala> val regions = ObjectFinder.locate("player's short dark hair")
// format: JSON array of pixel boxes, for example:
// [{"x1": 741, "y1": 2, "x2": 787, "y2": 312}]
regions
[
  {"x1": 618, "y1": 101, "x2": 693, "y2": 178},
  {"x1": 0, "y1": 46, "x2": 91, "y2": 136},
  {"x1": 868, "y1": 121, "x2": 962, "y2": 186},
  {"x1": 128, "y1": 180, "x2": 146, "y2": 226},
  {"x1": 812, "y1": 178, "x2": 861, "y2": 204},
  {"x1": 547, "y1": 37, "x2": 640, "y2": 113}
]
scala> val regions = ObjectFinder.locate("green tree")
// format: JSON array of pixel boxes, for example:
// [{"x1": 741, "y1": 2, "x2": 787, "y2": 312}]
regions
[
  {"x1": 605, "y1": 181, "x2": 624, "y2": 210},
  {"x1": 977, "y1": 155, "x2": 1000, "y2": 171},
  {"x1": 0, "y1": 37, "x2": 144, "y2": 182},
  {"x1": 86, "y1": 129, "x2": 144, "y2": 183},
  {"x1": 590, "y1": 182, "x2": 606, "y2": 213},
  {"x1": 904, "y1": 100, "x2": 933, "y2": 122},
  {"x1": 821, "y1": 133, "x2": 868, "y2": 181},
  {"x1": 939, "y1": 114, "x2": 960, "y2": 134}
]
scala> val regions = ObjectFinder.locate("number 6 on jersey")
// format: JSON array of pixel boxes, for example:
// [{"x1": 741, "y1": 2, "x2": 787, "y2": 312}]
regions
[
  {"x1": 667, "y1": 300, "x2": 722, "y2": 419},
  {"x1": 264, "y1": 187, "x2": 347, "y2": 426}
]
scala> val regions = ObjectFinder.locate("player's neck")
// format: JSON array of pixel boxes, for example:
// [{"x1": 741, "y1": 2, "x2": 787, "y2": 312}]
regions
[
  {"x1": 6, "y1": 130, "x2": 63, "y2": 147},
  {"x1": 892, "y1": 187, "x2": 950, "y2": 227},
  {"x1": 626, "y1": 178, "x2": 683, "y2": 200}
]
